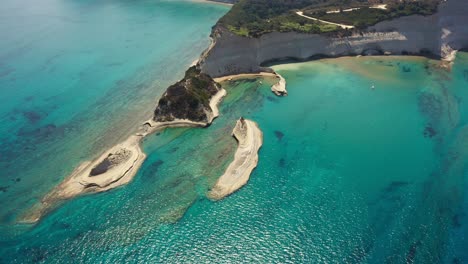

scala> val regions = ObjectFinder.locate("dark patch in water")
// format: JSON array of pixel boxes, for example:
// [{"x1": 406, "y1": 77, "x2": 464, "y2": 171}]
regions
[
  {"x1": 22, "y1": 111, "x2": 43, "y2": 123},
  {"x1": 52, "y1": 221, "x2": 71, "y2": 230},
  {"x1": 423, "y1": 64, "x2": 432, "y2": 76},
  {"x1": 423, "y1": 125, "x2": 437, "y2": 138},
  {"x1": 452, "y1": 257, "x2": 462, "y2": 264},
  {"x1": 0, "y1": 185, "x2": 10, "y2": 193},
  {"x1": 169, "y1": 147, "x2": 179, "y2": 153},
  {"x1": 274, "y1": 130, "x2": 284, "y2": 141},
  {"x1": 401, "y1": 65, "x2": 412, "y2": 73},
  {"x1": 322, "y1": 122, "x2": 328, "y2": 131},
  {"x1": 17, "y1": 124, "x2": 61, "y2": 138},
  {"x1": 115, "y1": 79, "x2": 125, "y2": 86},
  {"x1": 26, "y1": 247, "x2": 48, "y2": 263},
  {"x1": 418, "y1": 92, "x2": 443, "y2": 121},
  {"x1": 266, "y1": 96, "x2": 277, "y2": 102},
  {"x1": 406, "y1": 240, "x2": 421, "y2": 263},
  {"x1": 463, "y1": 70, "x2": 468, "y2": 82},
  {"x1": 383, "y1": 181, "x2": 409, "y2": 193},
  {"x1": 24, "y1": 96, "x2": 34, "y2": 102},
  {"x1": 278, "y1": 158, "x2": 286, "y2": 168},
  {"x1": 143, "y1": 159, "x2": 164, "y2": 178},
  {"x1": 0, "y1": 68, "x2": 14, "y2": 78},
  {"x1": 452, "y1": 213, "x2": 463, "y2": 228}
]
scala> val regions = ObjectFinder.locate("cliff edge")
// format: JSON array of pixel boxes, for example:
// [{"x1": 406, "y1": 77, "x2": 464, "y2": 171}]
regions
[{"x1": 200, "y1": 0, "x2": 468, "y2": 77}]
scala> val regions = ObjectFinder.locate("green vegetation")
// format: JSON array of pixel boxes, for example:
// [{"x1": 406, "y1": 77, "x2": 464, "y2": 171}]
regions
[
  {"x1": 154, "y1": 67, "x2": 219, "y2": 122},
  {"x1": 218, "y1": 0, "x2": 351, "y2": 37},
  {"x1": 305, "y1": 1, "x2": 439, "y2": 28},
  {"x1": 218, "y1": 0, "x2": 440, "y2": 37}
]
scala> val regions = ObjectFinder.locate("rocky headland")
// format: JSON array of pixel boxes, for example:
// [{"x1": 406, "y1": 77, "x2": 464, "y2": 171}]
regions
[{"x1": 209, "y1": 118, "x2": 263, "y2": 200}]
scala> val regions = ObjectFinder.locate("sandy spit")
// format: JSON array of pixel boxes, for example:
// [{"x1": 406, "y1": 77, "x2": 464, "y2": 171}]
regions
[{"x1": 208, "y1": 118, "x2": 263, "y2": 200}]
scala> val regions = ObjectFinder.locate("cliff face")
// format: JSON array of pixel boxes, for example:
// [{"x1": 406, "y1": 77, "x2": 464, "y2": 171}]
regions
[
  {"x1": 154, "y1": 67, "x2": 220, "y2": 123},
  {"x1": 200, "y1": 0, "x2": 468, "y2": 77}
]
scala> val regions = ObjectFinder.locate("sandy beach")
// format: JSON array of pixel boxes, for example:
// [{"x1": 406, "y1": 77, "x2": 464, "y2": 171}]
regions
[
  {"x1": 213, "y1": 72, "x2": 277, "y2": 83},
  {"x1": 21, "y1": 88, "x2": 226, "y2": 224},
  {"x1": 214, "y1": 72, "x2": 287, "y2": 96},
  {"x1": 208, "y1": 118, "x2": 263, "y2": 200}
]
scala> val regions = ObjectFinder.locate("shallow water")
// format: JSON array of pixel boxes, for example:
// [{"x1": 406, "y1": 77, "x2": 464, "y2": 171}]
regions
[
  {"x1": 1, "y1": 52, "x2": 468, "y2": 262},
  {"x1": 0, "y1": 0, "x2": 228, "y2": 225}
]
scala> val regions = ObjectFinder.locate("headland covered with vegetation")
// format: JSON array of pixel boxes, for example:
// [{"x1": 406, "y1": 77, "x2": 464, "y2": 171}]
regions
[{"x1": 218, "y1": 0, "x2": 441, "y2": 37}]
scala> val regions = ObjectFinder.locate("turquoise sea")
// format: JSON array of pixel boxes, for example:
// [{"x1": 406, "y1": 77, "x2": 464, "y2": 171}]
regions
[{"x1": 1, "y1": 1, "x2": 468, "y2": 263}]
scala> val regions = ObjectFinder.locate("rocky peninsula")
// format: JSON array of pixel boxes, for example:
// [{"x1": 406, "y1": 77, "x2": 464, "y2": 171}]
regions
[
  {"x1": 21, "y1": 67, "x2": 226, "y2": 223},
  {"x1": 209, "y1": 118, "x2": 263, "y2": 200}
]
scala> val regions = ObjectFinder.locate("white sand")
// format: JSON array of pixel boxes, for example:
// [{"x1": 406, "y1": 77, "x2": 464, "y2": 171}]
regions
[
  {"x1": 209, "y1": 88, "x2": 227, "y2": 121},
  {"x1": 213, "y1": 72, "x2": 277, "y2": 83},
  {"x1": 209, "y1": 118, "x2": 263, "y2": 200}
]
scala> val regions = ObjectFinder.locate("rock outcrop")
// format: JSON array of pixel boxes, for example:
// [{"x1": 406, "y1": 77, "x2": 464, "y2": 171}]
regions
[
  {"x1": 154, "y1": 66, "x2": 221, "y2": 124},
  {"x1": 200, "y1": 0, "x2": 468, "y2": 77},
  {"x1": 271, "y1": 72, "x2": 287, "y2": 96}
]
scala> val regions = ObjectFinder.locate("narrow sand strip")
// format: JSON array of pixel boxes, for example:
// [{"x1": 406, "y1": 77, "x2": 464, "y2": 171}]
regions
[
  {"x1": 213, "y1": 72, "x2": 277, "y2": 83},
  {"x1": 209, "y1": 88, "x2": 227, "y2": 120},
  {"x1": 209, "y1": 118, "x2": 263, "y2": 200},
  {"x1": 21, "y1": 88, "x2": 226, "y2": 224},
  {"x1": 214, "y1": 72, "x2": 287, "y2": 96},
  {"x1": 296, "y1": 11, "x2": 354, "y2": 29}
]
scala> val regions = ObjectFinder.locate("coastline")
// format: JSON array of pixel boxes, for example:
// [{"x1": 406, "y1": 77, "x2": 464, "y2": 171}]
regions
[
  {"x1": 200, "y1": 0, "x2": 468, "y2": 78},
  {"x1": 209, "y1": 118, "x2": 263, "y2": 200},
  {"x1": 21, "y1": 88, "x2": 226, "y2": 224},
  {"x1": 213, "y1": 72, "x2": 276, "y2": 83},
  {"x1": 213, "y1": 71, "x2": 288, "y2": 96},
  {"x1": 20, "y1": 0, "x2": 467, "y2": 224},
  {"x1": 193, "y1": 0, "x2": 233, "y2": 7}
]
